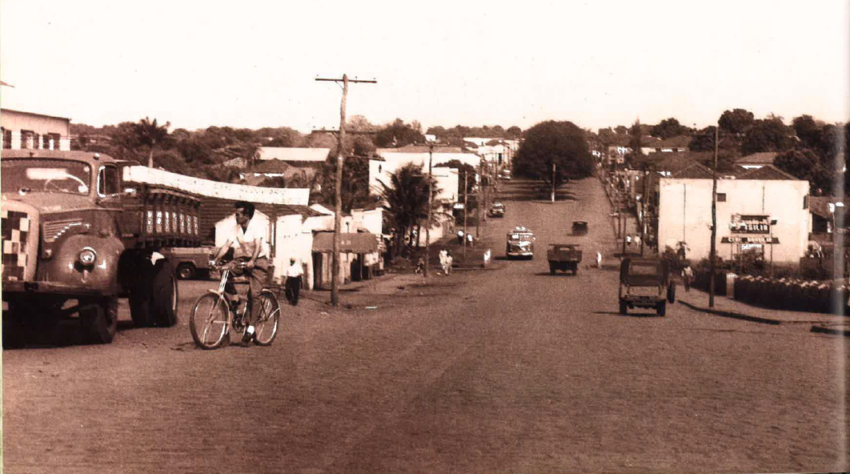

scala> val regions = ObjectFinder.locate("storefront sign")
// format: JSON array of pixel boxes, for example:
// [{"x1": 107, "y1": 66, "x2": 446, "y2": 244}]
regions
[{"x1": 729, "y1": 214, "x2": 771, "y2": 234}]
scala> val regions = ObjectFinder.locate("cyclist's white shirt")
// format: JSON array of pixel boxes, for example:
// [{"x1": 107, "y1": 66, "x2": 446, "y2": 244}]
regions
[{"x1": 226, "y1": 218, "x2": 270, "y2": 260}]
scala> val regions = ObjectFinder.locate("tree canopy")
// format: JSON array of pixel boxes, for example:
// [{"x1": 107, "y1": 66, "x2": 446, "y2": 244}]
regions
[
  {"x1": 650, "y1": 118, "x2": 687, "y2": 139},
  {"x1": 377, "y1": 163, "x2": 439, "y2": 258},
  {"x1": 374, "y1": 119, "x2": 424, "y2": 147},
  {"x1": 719, "y1": 108, "x2": 755, "y2": 135},
  {"x1": 513, "y1": 120, "x2": 593, "y2": 191},
  {"x1": 741, "y1": 118, "x2": 794, "y2": 155}
]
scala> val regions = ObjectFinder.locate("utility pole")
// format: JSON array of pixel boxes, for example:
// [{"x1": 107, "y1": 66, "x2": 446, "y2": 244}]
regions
[
  {"x1": 315, "y1": 74, "x2": 376, "y2": 306},
  {"x1": 425, "y1": 142, "x2": 434, "y2": 278},
  {"x1": 551, "y1": 162, "x2": 556, "y2": 202},
  {"x1": 641, "y1": 166, "x2": 648, "y2": 256},
  {"x1": 463, "y1": 170, "x2": 468, "y2": 261},
  {"x1": 476, "y1": 164, "x2": 482, "y2": 238},
  {"x1": 710, "y1": 126, "x2": 718, "y2": 308}
]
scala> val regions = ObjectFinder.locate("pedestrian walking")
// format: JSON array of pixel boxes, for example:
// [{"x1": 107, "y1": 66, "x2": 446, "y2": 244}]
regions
[
  {"x1": 445, "y1": 251, "x2": 453, "y2": 275},
  {"x1": 285, "y1": 257, "x2": 304, "y2": 305},
  {"x1": 466, "y1": 233, "x2": 474, "y2": 247},
  {"x1": 439, "y1": 249, "x2": 448, "y2": 275},
  {"x1": 457, "y1": 230, "x2": 464, "y2": 245},
  {"x1": 682, "y1": 265, "x2": 694, "y2": 292},
  {"x1": 596, "y1": 251, "x2": 602, "y2": 268}
]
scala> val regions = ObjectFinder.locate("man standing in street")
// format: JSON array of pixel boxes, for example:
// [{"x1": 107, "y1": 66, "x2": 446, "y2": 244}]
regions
[
  {"x1": 285, "y1": 257, "x2": 304, "y2": 306},
  {"x1": 211, "y1": 201, "x2": 270, "y2": 343}
]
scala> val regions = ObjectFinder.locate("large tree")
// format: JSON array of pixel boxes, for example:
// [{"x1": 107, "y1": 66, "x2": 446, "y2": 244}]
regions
[
  {"x1": 134, "y1": 117, "x2": 171, "y2": 168},
  {"x1": 741, "y1": 118, "x2": 794, "y2": 155},
  {"x1": 513, "y1": 120, "x2": 593, "y2": 192},
  {"x1": 377, "y1": 163, "x2": 438, "y2": 258},
  {"x1": 774, "y1": 148, "x2": 833, "y2": 195},
  {"x1": 312, "y1": 155, "x2": 373, "y2": 213},
  {"x1": 435, "y1": 159, "x2": 477, "y2": 196},
  {"x1": 718, "y1": 108, "x2": 755, "y2": 135},
  {"x1": 374, "y1": 119, "x2": 425, "y2": 147},
  {"x1": 651, "y1": 118, "x2": 686, "y2": 139}
]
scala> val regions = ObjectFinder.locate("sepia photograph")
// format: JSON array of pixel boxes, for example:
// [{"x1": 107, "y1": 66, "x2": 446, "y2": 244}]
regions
[{"x1": 1, "y1": 0, "x2": 848, "y2": 472}]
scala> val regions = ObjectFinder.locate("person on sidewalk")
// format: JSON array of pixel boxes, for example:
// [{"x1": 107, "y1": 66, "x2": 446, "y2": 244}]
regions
[
  {"x1": 596, "y1": 251, "x2": 602, "y2": 269},
  {"x1": 285, "y1": 257, "x2": 304, "y2": 306},
  {"x1": 682, "y1": 265, "x2": 694, "y2": 292},
  {"x1": 439, "y1": 249, "x2": 448, "y2": 275},
  {"x1": 444, "y1": 250, "x2": 453, "y2": 275}
]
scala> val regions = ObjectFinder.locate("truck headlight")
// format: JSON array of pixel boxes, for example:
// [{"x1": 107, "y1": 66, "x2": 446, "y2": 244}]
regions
[{"x1": 78, "y1": 247, "x2": 97, "y2": 266}]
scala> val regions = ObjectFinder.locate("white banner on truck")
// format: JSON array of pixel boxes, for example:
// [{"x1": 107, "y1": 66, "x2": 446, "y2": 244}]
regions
[{"x1": 123, "y1": 166, "x2": 309, "y2": 205}]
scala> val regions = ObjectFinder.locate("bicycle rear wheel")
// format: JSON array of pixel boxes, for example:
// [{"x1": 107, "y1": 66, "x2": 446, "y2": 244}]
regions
[
  {"x1": 253, "y1": 291, "x2": 281, "y2": 346},
  {"x1": 189, "y1": 293, "x2": 229, "y2": 349}
]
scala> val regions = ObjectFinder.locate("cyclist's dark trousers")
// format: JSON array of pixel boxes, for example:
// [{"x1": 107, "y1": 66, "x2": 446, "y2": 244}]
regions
[
  {"x1": 224, "y1": 257, "x2": 270, "y2": 325},
  {"x1": 285, "y1": 276, "x2": 302, "y2": 306}
]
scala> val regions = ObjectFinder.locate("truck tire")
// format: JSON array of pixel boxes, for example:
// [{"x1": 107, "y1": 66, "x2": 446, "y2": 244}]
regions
[
  {"x1": 619, "y1": 300, "x2": 628, "y2": 315},
  {"x1": 657, "y1": 300, "x2": 667, "y2": 316},
  {"x1": 667, "y1": 282, "x2": 676, "y2": 303},
  {"x1": 129, "y1": 258, "x2": 156, "y2": 328},
  {"x1": 176, "y1": 263, "x2": 197, "y2": 280},
  {"x1": 152, "y1": 262, "x2": 178, "y2": 327},
  {"x1": 81, "y1": 297, "x2": 118, "y2": 344},
  {"x1": 573, "y1": 265, "x2": 579, "y2": 276},
  {"x1": 549, "y1": 263, "x2": 556, "y2": 275}
]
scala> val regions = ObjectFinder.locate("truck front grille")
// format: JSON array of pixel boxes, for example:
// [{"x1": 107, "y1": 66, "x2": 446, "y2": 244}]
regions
[{"x1": 2, "y1": 210, "x2": 31, "y2": 281}]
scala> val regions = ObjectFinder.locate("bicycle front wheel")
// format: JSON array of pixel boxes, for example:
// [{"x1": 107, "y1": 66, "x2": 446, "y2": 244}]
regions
[
  {"x1": 253, "y1": 291, "x2": 281, "y2": 346},
  {"x1": 189, "y1": 293, "x2": 229, "y2": 349}
]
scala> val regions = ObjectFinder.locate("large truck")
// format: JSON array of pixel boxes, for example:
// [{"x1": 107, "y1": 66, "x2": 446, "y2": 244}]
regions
[{"x1": 1, "y1": 150, "x2": 204, "y2": 344}]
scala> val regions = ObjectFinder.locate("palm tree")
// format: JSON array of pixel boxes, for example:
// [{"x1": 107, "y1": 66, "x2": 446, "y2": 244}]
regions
[
  {"x1": 377, "y1": 163, "x2": 439, "y2": 258},
  {"x1": 134, "y1": 117, "x2": 171, "y2": 168}
]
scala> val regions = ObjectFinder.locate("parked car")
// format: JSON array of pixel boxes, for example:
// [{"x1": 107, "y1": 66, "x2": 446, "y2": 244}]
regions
[
  {"x1": 618, "y1": 257, "x2": 676, "y2": 316},
  {"x1": 489, "y1": 202, "x2": 506, "y2": 218},
  {"x1": 506, "y1": 226, "x2": 535, "y2": 259},
  {"x1": 500, "y1": 169, "x2": 511, "y2": 181},
  {"x1": 547, "y1": 244, "x2": 583, "y2": 275}
]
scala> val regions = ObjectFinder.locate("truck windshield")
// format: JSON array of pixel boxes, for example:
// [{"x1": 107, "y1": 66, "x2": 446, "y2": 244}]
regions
[
  {"x1": 2, "y1": 159, "x2": 91, "y2": 195},
  {"x1": 510, "y1": 233, "x2": 533, "y2": 242},
  {"x1": 629, "y1": 262, "x2": 662, "y2": 276}
]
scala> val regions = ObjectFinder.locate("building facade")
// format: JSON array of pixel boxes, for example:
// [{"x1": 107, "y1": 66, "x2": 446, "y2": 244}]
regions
[
  {"x1": 658, "y1": 169, "x2": 810, "y2": 265},
  {"x1": 1, "y1": 108, "x2": 71, "y2": 151}
]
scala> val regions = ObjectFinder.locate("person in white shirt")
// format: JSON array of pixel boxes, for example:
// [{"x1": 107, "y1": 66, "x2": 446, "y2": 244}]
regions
[
  {"x1": 211, "y1": 201, "x2": 270, "y2": 342},
  {"x1": 285, "y1": 257, "x2": 304, "y2": 306}
]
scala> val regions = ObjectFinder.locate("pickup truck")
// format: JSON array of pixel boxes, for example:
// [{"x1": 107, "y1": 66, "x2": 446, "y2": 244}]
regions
[
  {"x1": 1, "y1": 150, "x2": 200, "y2": 344},
  {"x1": 618, "y1": 257, "x2": 676, "y2": 316},
  {"x1": 546, "y1": 244, "x2": 582, "y2": 275},
  {"x1": 162, "y1": 246, "x2": 217, "y2": 280}
]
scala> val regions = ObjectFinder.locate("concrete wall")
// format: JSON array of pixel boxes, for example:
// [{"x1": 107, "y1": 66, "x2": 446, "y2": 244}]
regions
[
  {"x1": 369, "y1": 159, "x2": 460, "y2": 203},
  {"x1": 658, "y1": 178, "x2": 811, "y2": 264}
]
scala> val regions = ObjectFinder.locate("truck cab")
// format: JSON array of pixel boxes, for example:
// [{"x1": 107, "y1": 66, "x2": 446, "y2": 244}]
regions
[
  {"x1": 506, "y1": 226, "x2": 535, "y2": 259},
  {"x1": 2, "y1": 150, "x2": 196, "y2": 344},
  {"x1": 618, "y1": 257, "x2": 675, "y2": 316}
]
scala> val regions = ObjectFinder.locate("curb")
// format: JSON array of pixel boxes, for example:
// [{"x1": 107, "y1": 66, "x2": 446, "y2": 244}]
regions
[
  {"x1": 810, "y1": 325, "x2": 850, "y2": 337},
  {"x1": 678, "y1": 300, "x2": 781, "y2": 325}
]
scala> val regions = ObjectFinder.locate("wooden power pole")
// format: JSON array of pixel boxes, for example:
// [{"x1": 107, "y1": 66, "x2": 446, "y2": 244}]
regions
[
  {"x1": 710, "y1": 126, "x2": 718, "y2": 308},
  {"x1": 315, "y1": 74, "x2": 376, "y2": 306}
]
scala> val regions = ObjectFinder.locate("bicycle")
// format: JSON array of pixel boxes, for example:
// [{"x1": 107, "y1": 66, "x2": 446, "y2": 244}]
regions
[{"x1": 189, "y1": 260, "x2": 281, "y2": 349}]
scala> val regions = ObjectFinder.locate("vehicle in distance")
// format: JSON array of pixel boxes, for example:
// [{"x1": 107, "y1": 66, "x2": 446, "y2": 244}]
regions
[
  {"x1": 547, "y1": 243, "x2": 582, "y2": 275},
  {"x1": 572, "y1": 220, "x2": 588, "y2": 235},
  {"x1": 500, "y1": 169, "x2": 511, "y2": 180},
  {"x1": 506, "y1": 226, "x2": 535, "y2": 259},
  {"x1": 489, "y1": 202, "x2": 506, "y2": 218},
  {"x1": 618, "y1": 257, "x2": 675, "y2": 316}
]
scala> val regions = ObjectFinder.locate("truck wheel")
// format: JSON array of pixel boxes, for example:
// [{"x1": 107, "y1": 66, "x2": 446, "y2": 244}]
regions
[
  {"x1": 129, "y1": 259, "x2": 156, "y2": 328},
  {"x1": 81, "y1": 297, "x2": 118, "y2": 344},
  {"x1": 619, "y1": 300, "x2": 628, "y2": 315},
  {"x1": 657, "y1": 301, "x2": 667, "y2": 316},
  {"x1": 176, "y1": 263, "x2": 196, "y2": 280},
  {"x1": 667, "y1": 282, "x2": 676, "y2": 303},
  {"x1": 573, "y1": 266, "x2": 579, "y2": 276},
  {"x1": 549, "y1": 263, "x2": 556, "y2": 275},
  {"x1": 152, "y1": 262, "x2": 178, "y2": 327}
]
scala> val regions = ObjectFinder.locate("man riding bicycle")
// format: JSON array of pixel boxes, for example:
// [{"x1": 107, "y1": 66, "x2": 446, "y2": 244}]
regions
[{"x1": 210, "y1": 201, "x2": 270, "y2": 343}]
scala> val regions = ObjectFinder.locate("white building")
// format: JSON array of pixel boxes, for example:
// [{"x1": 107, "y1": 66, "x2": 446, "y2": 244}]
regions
[
  {"x1": 1, "y1": 108, "x2": 71, "y2": 151},
  {"x1": 657, "y1": 165, "x2": 810, "y2": 265}
]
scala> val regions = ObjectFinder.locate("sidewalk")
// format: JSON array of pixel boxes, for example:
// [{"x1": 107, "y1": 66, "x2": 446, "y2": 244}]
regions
[{"x1": 675, "y1": 287, "x2": 850, "y2": 336}]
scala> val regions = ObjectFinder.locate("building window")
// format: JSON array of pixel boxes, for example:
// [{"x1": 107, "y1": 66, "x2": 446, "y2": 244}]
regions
[
  {"x1": 1, "y1": 128, "x2": 7, "y2": 149},
  {"x1": 33, "y1": 133, "x2": 40, "y2": 149},
  {"x1": 20, "y1": 130, "x2": 34, "y2": 149},
  {"x1": 717, "y1": 193, "x2": 727, "y2": 202},
  {"x1": 42, "y1": 135, "x2": 50, "y2": 149},
  {"x1": 50, "y1": 133, "x2": 61, "y2": 150}
]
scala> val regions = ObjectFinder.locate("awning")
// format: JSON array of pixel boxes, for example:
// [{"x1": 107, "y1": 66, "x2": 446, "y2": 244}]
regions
[{"x1": 312, "y1": 232, "x2": 378, "y2": 253}]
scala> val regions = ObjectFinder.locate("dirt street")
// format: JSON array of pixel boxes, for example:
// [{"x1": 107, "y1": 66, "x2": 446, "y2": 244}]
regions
[{"x1": 3, "y1": 177, "x2": 848, "y2": 473}]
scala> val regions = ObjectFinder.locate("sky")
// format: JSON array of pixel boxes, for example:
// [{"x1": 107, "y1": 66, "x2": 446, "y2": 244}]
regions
[{"x1": 1, "y1": 0, "x2": 848, "y2": 134}]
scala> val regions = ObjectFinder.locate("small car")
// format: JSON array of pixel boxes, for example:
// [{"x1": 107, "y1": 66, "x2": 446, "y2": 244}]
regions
[
  {"x1": 506, "y1": 226, "x2": 535, "y2": 259},
  {"x1": 572, "y1": 220, "x2": 588, "y2": 235},
  {"x1": 618, "y1": 257, "x2": 676, "y2": 316},
  {"x1": 489, "y1": 202, "x2": 506, "y2": 217}
]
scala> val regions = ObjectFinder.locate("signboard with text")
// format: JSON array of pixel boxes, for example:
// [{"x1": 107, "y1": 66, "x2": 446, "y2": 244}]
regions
[{"x1": 729, "y1": 214, "x2": 771, "y2": 234}]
